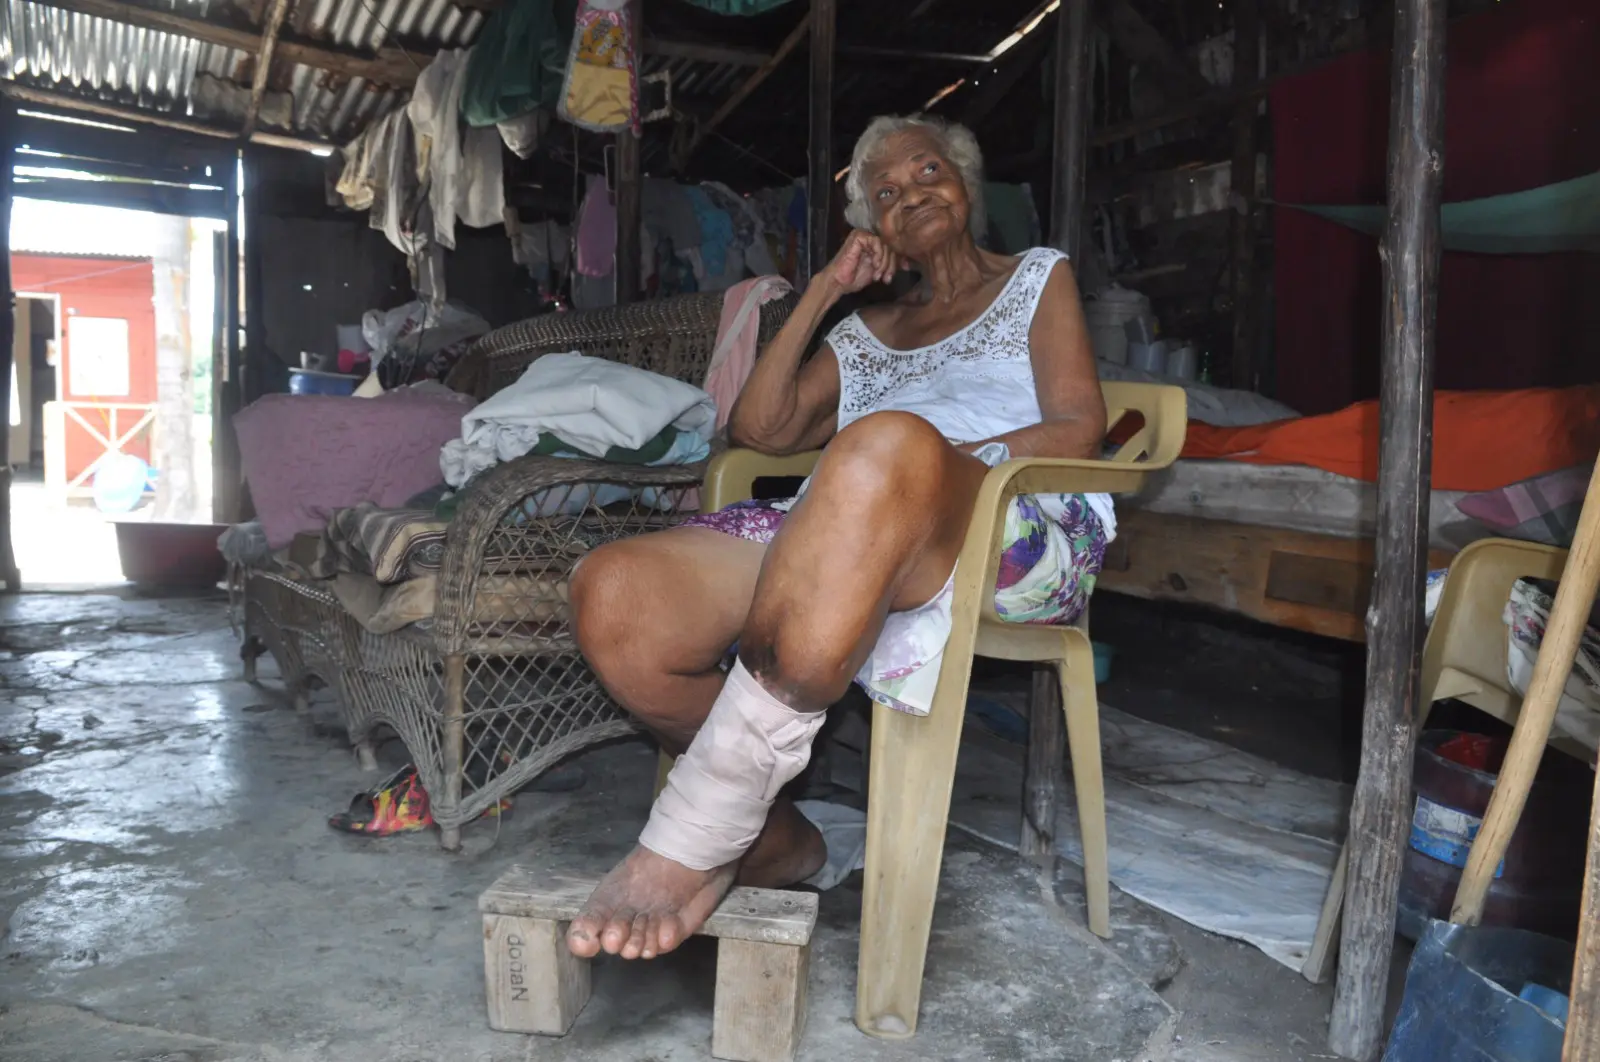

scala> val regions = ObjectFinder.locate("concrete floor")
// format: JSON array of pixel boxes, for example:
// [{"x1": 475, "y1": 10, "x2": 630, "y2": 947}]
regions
[{"x1": 0, "y1": 591, "x2": 1344, "y2": 1062}]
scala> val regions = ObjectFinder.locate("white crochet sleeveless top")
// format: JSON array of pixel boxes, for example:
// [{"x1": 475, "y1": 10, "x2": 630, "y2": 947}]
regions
[{"x1": 825, "y1": 246, "x2": 1115, "y2": 535}]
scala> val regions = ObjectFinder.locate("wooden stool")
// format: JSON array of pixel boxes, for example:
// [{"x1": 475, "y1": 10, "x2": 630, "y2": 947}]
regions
[{"x1": 479, "y1": 866, "x2": 818, "y2": 1062}]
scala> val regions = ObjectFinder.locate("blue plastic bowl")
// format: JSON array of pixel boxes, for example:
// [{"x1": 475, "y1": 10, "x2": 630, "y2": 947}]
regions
[{"x1": 288, "y1": 369, "x2": 359, "y2": 396}]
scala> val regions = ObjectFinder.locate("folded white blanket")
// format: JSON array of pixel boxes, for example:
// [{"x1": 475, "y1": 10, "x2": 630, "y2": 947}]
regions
[{"x1": 441, "y1": 351, "x2": 717, "y2": 487}]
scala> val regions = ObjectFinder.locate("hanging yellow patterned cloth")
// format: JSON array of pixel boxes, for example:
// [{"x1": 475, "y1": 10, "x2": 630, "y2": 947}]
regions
[{"x1": 558, "y1": 0, "x2": 638, "y2": 133}]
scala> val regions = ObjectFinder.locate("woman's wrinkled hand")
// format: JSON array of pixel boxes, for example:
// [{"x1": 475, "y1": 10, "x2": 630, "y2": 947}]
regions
[{"x1": 817, "y1": 230, "x2": 902, "y2": 297}]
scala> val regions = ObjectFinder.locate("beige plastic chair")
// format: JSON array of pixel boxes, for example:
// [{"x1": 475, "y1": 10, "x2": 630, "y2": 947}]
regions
[
  {"x1": 687, "y1": 380, "x2": 1187, "y2": 1039},
  {"x1": 1303, "y1": 535, "x2": 1579, "y2": 981}
]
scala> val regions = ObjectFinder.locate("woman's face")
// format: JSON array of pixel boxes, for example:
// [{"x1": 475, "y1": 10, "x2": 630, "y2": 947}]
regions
[{"x1": 866, "y1": 129, "x2": 970, "y2": 259}]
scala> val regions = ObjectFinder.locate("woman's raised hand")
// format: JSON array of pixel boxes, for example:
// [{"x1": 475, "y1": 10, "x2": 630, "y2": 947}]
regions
[{"x1": 818, "y1": 230, "x2": 901, "y2": 296}]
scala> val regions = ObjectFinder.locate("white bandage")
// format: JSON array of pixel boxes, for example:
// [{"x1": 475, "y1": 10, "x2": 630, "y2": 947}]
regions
[{"x1": 638, "y1": 660, "x2": 825, "y2": 871}]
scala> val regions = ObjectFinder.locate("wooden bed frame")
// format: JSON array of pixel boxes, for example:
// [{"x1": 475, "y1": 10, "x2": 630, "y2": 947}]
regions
[{"x1": 1097, "y1": 508, "x2": 1457, "y2": 642}]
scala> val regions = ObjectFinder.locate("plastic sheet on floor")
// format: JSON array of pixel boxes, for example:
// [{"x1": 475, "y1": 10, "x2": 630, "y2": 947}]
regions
[{"x1": 946, "y1": 704, "x2": 1348, "y2": 969}]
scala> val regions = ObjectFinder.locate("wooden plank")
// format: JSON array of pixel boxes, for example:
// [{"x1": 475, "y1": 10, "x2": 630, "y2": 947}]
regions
[
  {"x1": 482, "y1": 913, "x2": 592, "y2": 1035},
  {"x1": 1327, "y1": 0, "x2": 1447, "y2": 1053},
  {"x1": 1096, "y1": 510, "x2": 1453, "y2": 643},
  {"x1": 1567, "y1": 742, "x2": 1600, "y2": 1062},
  {"x1": 1227, "y1": 0, "x2": 1261, "y2": 392},
  {"x1": 645, "y1": 38, "x2": 769, "y2": 67},
  {"x1": 241, "y1": 0, "x2": 294, "y2": 139},
  {"x1": 479, "y1": 869, "x2": 819, "y2": 947},
  {"x1": 31, "y1": 0, "x2": 426, "y2": 86},
  {"x1": 806, "y1": 0, "x2": 836, "y2": 278},
  {"x1": 615, "y1": 74, "x2": 642, "y2": 302},
  {"x1": 0, "y1": 100, "x2": 19, "y2": 593},
  {"x1": 713, "y1": 937, "x2": 810, "y2": 1062},
  {"x1": 1048, "y1": 0, "x2": 1091, "y2": 258},
  {"x1": 681, "y1": 12, "x2": 811, "y2": 168}
]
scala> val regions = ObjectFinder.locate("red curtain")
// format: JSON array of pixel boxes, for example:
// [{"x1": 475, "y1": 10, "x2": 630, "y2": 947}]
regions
[{"x1": 1270, "y1": 0, "x2": 1600, "y2": 415}]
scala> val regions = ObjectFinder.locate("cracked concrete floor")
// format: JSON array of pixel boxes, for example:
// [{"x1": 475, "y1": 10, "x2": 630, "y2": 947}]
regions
[{"x1": 0, "y1": 592, "x2": 1336, "y2": 1062}]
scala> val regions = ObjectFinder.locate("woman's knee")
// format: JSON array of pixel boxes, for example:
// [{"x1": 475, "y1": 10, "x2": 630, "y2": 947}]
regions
[
  {"x1": 569, "y1": 541, "x2": 652, "y2": 667},
  {"x1": 817, "y1": 411, "x2": 951, "y2": 500}
]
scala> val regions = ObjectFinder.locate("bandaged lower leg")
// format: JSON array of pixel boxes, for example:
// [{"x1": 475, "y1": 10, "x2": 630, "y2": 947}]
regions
[{"x1": 639, "y1": 660, "x2": 826, "y2": 871}]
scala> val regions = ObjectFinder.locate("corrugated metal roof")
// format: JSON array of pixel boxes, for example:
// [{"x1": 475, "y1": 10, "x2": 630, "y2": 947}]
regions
[
  {"x1": 1, "y1": 0, "x2": 249, "y2": 116},
  {"x1": 0, "y1": 0, "x2": 482, "y2": 144}
]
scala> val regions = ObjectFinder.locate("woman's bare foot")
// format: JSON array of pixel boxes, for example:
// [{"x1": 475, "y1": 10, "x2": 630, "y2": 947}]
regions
[{"x1": 566, "y1": 846, "x2": 737, "y2": 960}]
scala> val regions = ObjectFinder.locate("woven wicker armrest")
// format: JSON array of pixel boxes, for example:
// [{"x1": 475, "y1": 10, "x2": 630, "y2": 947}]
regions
[{"x1": 430, "y1": 452, "x2": 707, "y2": 648}]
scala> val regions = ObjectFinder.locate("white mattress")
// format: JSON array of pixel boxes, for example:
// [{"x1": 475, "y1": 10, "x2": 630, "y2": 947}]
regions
[{"x1": 1123, "y1": 460, "x2": 1487, "y2": 551}]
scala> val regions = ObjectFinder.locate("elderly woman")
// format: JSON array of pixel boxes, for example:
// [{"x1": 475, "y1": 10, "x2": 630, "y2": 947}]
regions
[{"x1": 565, "y1": 114, "x2": 1112, "y2": 961}]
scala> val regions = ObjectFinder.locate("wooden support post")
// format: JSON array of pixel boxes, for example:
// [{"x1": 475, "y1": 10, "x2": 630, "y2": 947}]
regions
[
  {"x1": 1020, "y1": 665, "x2": 1065, "y2": 863},
  {"x1": 241, "y1": 0, "x2": 294, "y2": 140},
  {"x1": 1048, "y1": 0, "x2": 1091, "y2": 259},
  {"x1": 1451, "y1": 462, "x2": 1600, "y2": 925},
  {"x1": 1567, "y1": 738, "x2": 1600, "y2": 1062},
  {"x1": 806, "y1": 0, "x2": 836, "y2": 279},
  {"x1": 0, "y1": 99, "x2": 19, "y2": 592},
  {"x1": 1227, "y1": 0, "x2": 1261, "y2": 393},
  {"x1": 615, "y1": 129, "x2": 642, "y2": 304},
  {"x1": 1326, "y1": 0, "x2": 1446, "y2": 1055}
]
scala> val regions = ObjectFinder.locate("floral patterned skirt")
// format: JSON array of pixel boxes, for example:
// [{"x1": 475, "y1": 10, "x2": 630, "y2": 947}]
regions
[{"x1": 681, "y1": 492, "x2": 1111, "y2": 715}]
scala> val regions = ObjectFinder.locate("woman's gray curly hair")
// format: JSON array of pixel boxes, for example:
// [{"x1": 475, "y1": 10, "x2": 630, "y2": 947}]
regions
[{"x1": 843, "y1": 114, "x2": 986, "y2": 240}]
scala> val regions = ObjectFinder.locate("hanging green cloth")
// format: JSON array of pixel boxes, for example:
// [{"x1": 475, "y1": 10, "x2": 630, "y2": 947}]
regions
[
  {"x1": 675, "y1": 0, "x2": 796, "y2": 12},
  {"x1": 1292, "y1": 171, "x2": 1600, "y2": 254},
  {"x1": 461, "y1": 0, "x2": 578, "y2": 128}
]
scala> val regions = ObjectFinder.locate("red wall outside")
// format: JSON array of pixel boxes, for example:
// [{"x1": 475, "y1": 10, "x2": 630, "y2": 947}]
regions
[{"x1": 13, "y1": 254, "x2": 158, "y2": 482}]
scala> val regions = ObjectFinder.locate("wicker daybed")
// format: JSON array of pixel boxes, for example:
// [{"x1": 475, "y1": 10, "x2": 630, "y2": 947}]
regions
[{"x1": 239, "y1": 290, "x2": 798, "y2": 848}]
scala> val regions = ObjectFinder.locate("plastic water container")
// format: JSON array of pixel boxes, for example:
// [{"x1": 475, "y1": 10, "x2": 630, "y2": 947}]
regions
[
  {"x1": 92, "y1": 452, "x2": 151, "y2": 514},
  {"x1": 288, "y1": 369, "x2": 360, "y2": 396},
  {"x1": 1084, "y1": 286, "x2": 1153, "y2": 365},
  {"x1": 1383, "y1": 920, "x2": 1571, "y2": 1062}
]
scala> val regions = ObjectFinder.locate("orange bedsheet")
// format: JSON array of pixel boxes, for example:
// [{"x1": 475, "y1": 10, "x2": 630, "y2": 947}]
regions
[{"x1": 1172, "y1": 386, "x2": 1600, "y2": 493}]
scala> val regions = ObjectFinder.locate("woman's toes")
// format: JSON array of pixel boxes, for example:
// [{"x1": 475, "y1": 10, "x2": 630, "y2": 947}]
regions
[
  {"x1": 621, "y1": 912, "x2": 652, "y2": 960},
  {"x1": 599, "y1": 913, "x2": 633, "y2": 955},
  {"x1": 566, "y1": 917, "x2": 603, "y2": 958},
  {"x1": 640, "y1": 914, "x2": 662, "y2": 960}
]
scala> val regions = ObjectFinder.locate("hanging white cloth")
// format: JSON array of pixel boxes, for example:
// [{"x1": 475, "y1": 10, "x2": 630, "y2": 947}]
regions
[{"x1": 408, "y1": 47, "x2": 505, "y2": 250}]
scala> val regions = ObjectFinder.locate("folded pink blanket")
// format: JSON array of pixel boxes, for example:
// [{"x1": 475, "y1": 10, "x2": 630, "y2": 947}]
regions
[{"x1": 234, "y1": 388, "x2": 473, "y2": 549}]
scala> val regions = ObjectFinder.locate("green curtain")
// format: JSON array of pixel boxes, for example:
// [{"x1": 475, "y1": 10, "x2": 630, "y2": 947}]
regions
[
  {"x1": 1292, "y1": 171, "x2": 1600, "y2": 254},
  {"x1": 460, "y1": 0, "x2": 577, "y2": 129},
  {"x1": 676, "y1": 0, "x2": 797, "y2": 12}
]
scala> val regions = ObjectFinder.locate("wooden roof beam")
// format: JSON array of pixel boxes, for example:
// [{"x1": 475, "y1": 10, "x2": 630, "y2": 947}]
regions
[
  {"x1": 677, "y1": 7, "x2": 811, "y2": 169},
  {"x1": 1, "y1": 82, "x2": 334, "y2": 154},
  {"x1": 33, "y1": 0, "x2": 428, "y2": 86},
  {"x1": 241, "y1": 0, "x2": 294, "y2": 139}
]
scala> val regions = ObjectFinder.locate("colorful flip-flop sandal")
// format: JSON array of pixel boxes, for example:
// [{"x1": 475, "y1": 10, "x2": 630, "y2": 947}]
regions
[
  {"x1": 329, "y1": 764, "x2": 433, "y2": 835},
  {"x1": 328, "y1": 765, "x2": 514, "y2": 837}
]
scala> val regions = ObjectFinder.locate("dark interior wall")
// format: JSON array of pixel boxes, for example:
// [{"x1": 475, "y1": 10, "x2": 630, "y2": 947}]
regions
[{"x1": 246, "y1": 148, "x2": 548, "y2": 396}]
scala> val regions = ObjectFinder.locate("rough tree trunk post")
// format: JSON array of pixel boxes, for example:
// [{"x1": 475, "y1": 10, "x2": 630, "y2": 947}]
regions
[
  {"x1": 152, "y1": 215, "x2": 197, "y2": 521},
  {"x1": 1327, "y1": 0, "x2": 1447, "y2": 1056},
  {"x1": 614, "y1": 0, "x2": 642, "y2": 305},
  {"x1": 806, "y1": 0, "x2": 836, "y2": 279},
  {"x1": 1021, "y1": 0, "x2": 1092, "y2": 865}
]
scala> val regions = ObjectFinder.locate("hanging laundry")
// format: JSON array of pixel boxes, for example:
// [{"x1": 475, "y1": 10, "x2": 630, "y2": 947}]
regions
[
  {"x1": 461, "y1": 0, "x2": 575, "y2": 128},
  {"x1": 702, "y1": 181, "x2": 779, "y2": 277},
  {"x1": 558, "y1": 0, "x2": 639, "y2": 133},
  {"x1": 575, "y1": 173, "x2": 617, "y2": 277},
  {"x1": 409, "y1": 48, "x2": 505, "y2": 250},
  {"x1": 684, "y1": 186, "x2": 734, "y2": 277}
]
